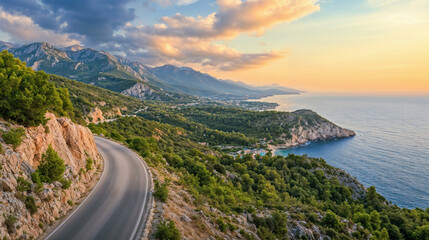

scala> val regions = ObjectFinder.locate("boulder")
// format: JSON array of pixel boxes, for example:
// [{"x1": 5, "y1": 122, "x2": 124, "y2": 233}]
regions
[
  {"x1": 182, "y1": 214, "x2": 192, "y2": 223},
  {"x1": 1, "y1": 179, "x2": 15, "y2": 192}
]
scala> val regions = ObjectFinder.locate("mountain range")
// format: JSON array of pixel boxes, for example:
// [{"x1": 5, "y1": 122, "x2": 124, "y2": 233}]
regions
[{"x1": 0, "y1": 41, "x2": 301, "y2": 100}]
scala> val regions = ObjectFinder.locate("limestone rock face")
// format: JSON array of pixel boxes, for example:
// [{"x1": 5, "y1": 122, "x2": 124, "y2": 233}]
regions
[
  {"x1": 88, "y1": 107, "x2": 104, "y2": 123},
  {"x1": 270, "y1": 110, "x2": 356, "y2": 150},
  {"x1": 122, "y1": 83, "x2": 154, "y2": 99},
  {"x1": 0, "y1": 113, "x2": 101, "y2": 239}
]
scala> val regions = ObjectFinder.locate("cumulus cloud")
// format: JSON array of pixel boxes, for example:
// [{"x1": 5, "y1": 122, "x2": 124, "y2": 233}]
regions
[
  {"x1": 0, "y1": 9, "x2": 80, "y2": 47},
  {"x1": 152, "y1": 0, "x2": 320, "y2": 39},
  {"x1": 0, "y1": 0, "x2": 135, "y2": 44},
  {"x1": 113, "y1": 25, "x2": 286, "y2": 70},
  {"x1": 113, "y1": 0, "x2": 319, "y2": 70},
  {"x1": 0, "y1": 0, "x2": 319, "y2": 71}
]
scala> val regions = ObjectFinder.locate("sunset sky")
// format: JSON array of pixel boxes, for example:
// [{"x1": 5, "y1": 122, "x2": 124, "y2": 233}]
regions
[{"x1": 0, "y1": 0, "x2": 428, "y2": 93}]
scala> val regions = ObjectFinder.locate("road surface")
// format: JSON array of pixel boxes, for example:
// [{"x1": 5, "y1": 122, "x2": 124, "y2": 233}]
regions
[{"x1": 45, "y1": 137, "x2": 152, "y2": 240}]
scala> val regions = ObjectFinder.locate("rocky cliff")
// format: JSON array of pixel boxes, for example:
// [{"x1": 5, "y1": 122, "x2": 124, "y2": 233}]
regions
[
  {"x1": 122, "y1": 83, "x2": 157, "y2": 99},
  {"x1": 0, "y1": 113, "x2": 101, "y2": 239},
  {"x1": 270, "y1": 110, "x2": 355, "y2": 150}
]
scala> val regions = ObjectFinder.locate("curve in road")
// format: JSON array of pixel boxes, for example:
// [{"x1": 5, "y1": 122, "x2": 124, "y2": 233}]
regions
[{"x1": 45, "y1": 137, "x2": 153, "y2": 240}]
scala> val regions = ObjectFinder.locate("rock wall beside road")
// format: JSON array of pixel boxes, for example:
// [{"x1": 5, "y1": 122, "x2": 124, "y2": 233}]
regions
[{"x1": 0, "y1": 113, "x2": 101, "y2": 239}]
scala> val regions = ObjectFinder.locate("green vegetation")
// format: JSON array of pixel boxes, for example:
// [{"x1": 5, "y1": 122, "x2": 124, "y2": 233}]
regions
[
  {"x1": 137, "y1": 106, "x2": 257, "y2": 146},
  {"x1": 59, "y1": 178, "x2": 71, "y2": 189},
  {"x1": 153, "y1": 180, "x2": 169, "y2": 202},
  {"x1": 253, "y1": 212, "x2": 288, "y2": 239},
  {"x1": 2, "y1": 127, "x2": 25, "y2": 149},
  {"x1": 22, "y1": 195, "x2": 37, "y2": 214},
  {"x1": 0, "y1": 144, "x2": 4, "y2": 154},
  {"x1": 137, "y1": 105, "x2": 333, "y2": 146},
  {"x1": 322, "y1": 210, "x2": 341, "y2": 230},
  {"x1": 30, "y1": 171, "x2": 43, "y2": 192},
  {"x1": 92, "y1": 115, "x2": 429, "y2": 239},
  {"x1": 86, "y1": 158, "x2": 94, "y2": 171},
  {"x1": 34, "y1": 146, "x2": 65, "y2": 183},
  {"x1": 0, "y1": 51, "x2": 74, "y2": 126},
  {"x1": 17, "y1": 177, "x2": 32, "y2": 193},
  {"x1": 49, "y1": 75, "x2": 146, "y2": 119},
  {"x1": 154, "y1": 220, "x2": 181, "y2": 240},
  {"x1": 4, "y1": 214, "x2": 17, "y2": 234}
]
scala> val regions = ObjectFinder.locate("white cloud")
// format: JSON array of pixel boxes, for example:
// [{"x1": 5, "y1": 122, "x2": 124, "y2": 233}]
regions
[
  {"x1": 115, "y1": 0, "x2": 319, "y2": 70},
  {"x1": 0, "y1": 9, "x2": 80, "y2": 47}
]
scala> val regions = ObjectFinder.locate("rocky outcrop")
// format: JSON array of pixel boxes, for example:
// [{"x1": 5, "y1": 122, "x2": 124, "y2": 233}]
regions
[
  {"x1": 122, "y1": 83, "x2": 155, "y2": 99},
  {"x1": 0, "y1": 113, "x2": 101, "y2": 239},
  {"x1": 270, "y1": 110, "x2": 355, "y2": 150},
  {"x1": 88, "y1": 107, "x2": 104, "y2": 123}
]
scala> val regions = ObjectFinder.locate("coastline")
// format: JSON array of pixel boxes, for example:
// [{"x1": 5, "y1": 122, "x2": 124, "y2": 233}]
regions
[{"x1": 268, "y1": 135, "x2": 356, "y2": 155}]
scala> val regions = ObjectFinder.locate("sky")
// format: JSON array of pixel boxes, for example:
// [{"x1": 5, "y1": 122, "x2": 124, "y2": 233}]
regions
[{"x1": 0, "y1": 0, "x2": 428, "y2": 94}]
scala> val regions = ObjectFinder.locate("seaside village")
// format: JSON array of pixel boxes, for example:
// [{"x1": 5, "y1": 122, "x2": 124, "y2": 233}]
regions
[{"x1": 228, "y1": 148, "x2": 269, "y2": 158}]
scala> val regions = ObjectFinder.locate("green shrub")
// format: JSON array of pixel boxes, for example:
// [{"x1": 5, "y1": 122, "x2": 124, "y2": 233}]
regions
[
  {"x1": 153, "y1": 180, "x2": 169, "y2": 202},
  {"x1": 67, "y1": 200, "x2": 73, "y2": 206},
  {"x1": 228, "y1": 222, "x2": 238, "y2": 231},
  {"x1": 36, "y1": 146, "x2": 65, "y2": 183},
  {"x1": 44, "y1": 125, "x2": 50, "y2": 134},
  {"x1": 322, "y1": 210, "x2": 341, "y2": 230},
  {"x1": 154, "y1": 220, "x2": 181, "y2": 240},
  {"x1": 216, "y1": 218, "x2": 228, "y2": 232},
  {"x1": 31, "y1": 171, "x2": 43, "y2": 192},
  {"x1": 4, "y1": 214, "x2": 17, "y2": 233},
  {"x1": 86, "y1": 158, "x2": 93, "y2": 171},
  {"x1": 60, "y1": 178, "x2": 71, "y2": 189},
  {"x1": 17, "y1": 177, "x2": 32, "y2": 193},
  {"x1": 2, "y1": 128, "x2": 25, "y2": 149},
  {"x1": 214, "y1": 163, "x2": 226, "y2": 174},
  {"x1": 413, "y1": 225, "x2": 429, "y2": 240},
  {"x1": 0, "y1": 144, "x2": 4, "y2": 154},
  {"x1": 23, "y1": 195, "x2": 37, "y2": 214}
]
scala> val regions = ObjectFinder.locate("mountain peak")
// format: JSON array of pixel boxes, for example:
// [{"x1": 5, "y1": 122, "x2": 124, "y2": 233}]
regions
[
  {"x1": 63, "y1": 44, "x2": 85, "y2": 52},
  {"x1": 26, "y1": 42, "x2": 53, "y2": 49}
]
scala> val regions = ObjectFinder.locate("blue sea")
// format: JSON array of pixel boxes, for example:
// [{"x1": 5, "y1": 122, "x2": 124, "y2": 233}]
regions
[{"x1": 257, "y1": 94, "x2": 429, "y2": 209}]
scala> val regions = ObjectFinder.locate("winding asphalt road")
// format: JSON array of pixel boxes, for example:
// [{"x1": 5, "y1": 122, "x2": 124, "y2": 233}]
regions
[{"x1": 45, "y1": 137, "x2": 153, "y2": 240}]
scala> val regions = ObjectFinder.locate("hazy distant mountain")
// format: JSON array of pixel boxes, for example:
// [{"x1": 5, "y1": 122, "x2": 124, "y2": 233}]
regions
[
  {"x1": 0, "y1": 41, "x2": 18, "y2": 51},
  {"x1": 1, "y1": 41, "x2": 301, "y2": 100},
  {"x1": 149, "y1": 65, "x2": 301, "y2": 99}
]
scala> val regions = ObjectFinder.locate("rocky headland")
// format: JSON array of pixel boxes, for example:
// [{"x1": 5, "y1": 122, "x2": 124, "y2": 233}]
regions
[{"x1": 269, "y1": 109, "x2": 355, "y2": 151}]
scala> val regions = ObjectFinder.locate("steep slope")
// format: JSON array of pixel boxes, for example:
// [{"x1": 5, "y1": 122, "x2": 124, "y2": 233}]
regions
[{"x1": 0, "y1": 113, "x2": 101, "y2": 239}]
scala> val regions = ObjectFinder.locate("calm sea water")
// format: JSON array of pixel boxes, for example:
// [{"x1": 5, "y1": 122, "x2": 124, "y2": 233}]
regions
[{"x1": 257, "y1": 94, "x2": 429, "y2": 209}]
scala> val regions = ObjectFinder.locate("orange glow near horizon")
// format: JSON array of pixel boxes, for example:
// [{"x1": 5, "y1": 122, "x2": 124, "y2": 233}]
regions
[{"x1": 205, "y1": 1, "x2": 429, "y2": 94}]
